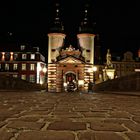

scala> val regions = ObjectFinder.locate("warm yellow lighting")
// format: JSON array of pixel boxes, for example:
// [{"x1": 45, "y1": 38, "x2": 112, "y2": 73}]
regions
[
  {"x1": 64, "y1": 83, "x2": 67, "y2": 87},
  {"x1": 93, "y1": 66, "x2": 97, "y2": 72},
  {"x1": 106, "y1": 71, "x2": 114, "y2": 79},
  {"x1": 135, "y1": 69, "x2": 140, "y2": 72},
  {"x1": 88, "y1": 68, "x2": 92, "y2": 73},
  {"x1": 2, "y1": 52, "x2": 5, "y2": 61},
  {"x1": 40, "y1": 81, "x2": 43, "y2": 85},
  {"x1": 78, "y1": 80, "x2": 84, "y2": 85},
  {"x1": 10, "y1": 52, "x2": 14, "y2": 61},
  {"x1": 37, "y1": 65, "x2": 42, "y2": 72},
  {"x1": 43, "y1": 67, "x2": 47, "y2": 73}
]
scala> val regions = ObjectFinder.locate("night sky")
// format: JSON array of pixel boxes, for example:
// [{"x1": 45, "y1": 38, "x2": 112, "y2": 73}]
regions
[{"x1": 0, "y1": 0, "x2": 140, "y2": 58}]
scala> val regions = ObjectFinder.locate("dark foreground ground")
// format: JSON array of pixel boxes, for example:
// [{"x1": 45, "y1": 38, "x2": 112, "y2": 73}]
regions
[{"x1": 0, "y1": 91, "x2": 140, "y2": 140}]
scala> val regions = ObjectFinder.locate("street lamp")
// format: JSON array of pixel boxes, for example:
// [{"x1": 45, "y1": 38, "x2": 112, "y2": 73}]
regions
[
  {"x1": 43, "y1": 67, "x2": 47, "y2": 73},
  {"x1": 92, "y1": 66, "x2": 97, "y2": 84}
]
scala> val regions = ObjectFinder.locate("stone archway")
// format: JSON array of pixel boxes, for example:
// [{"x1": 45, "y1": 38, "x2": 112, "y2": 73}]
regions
[{"x1": 64, "y1": 72, "x2": 78, "y2": 92}]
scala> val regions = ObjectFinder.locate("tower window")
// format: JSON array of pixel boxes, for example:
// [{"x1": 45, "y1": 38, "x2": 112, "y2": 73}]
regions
[
  {"x1": 51, "y1": 49, "x2": 56, "y2": 52},
  {"x1": 51, "y1": 59, "x2": 55, "y2": 62},
  {"x1": 86, "y1": 50, "x2": 90, "y2": 52}
]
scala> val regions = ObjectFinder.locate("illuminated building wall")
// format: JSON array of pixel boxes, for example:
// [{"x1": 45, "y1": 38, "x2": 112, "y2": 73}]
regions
[
  {"x1": 0, "y1": 46, "x2": 47, "y2": 84},
  {"x1": 48, "y1": 33, "x2": 66, "y2": 63},
  {"x1": 77, "y1": 33, "x2": 95, "y2": 64}
]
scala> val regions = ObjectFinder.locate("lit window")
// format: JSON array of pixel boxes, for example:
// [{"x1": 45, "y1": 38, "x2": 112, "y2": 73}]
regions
[
  {"x1": 13, "y1": 74, "x2": 18, "y2": 78},
  {"x1": 21, "y1": 45, "x2": 26, "y2": 50},
  {"x1": 5, "y1": 64, "x2": 9, "y2": 70},
  {"x1": 22, "y1": 64, "x2": 26, "y2": 70},
  {"x1": 14, "y1": 53, "x2": 18, "y2": 60},
  {"x1": 31, "y1": 54, "x2": 35, "y2": 59},
  {"x1": 29, "y1": 75, "x2": 35, "y2": 83},
  {"x1": 30, "y1": 64, "x2": 35, "y2": 71},
  {"x1": 21, "y1": 75, "x2": 26, "y2": 80},
  {"x1": 13, "y1": 64, "x2": 18, "y2": 70},
  {"x1": 22, "y1": 54, "x2": 27, "y2": 59}
]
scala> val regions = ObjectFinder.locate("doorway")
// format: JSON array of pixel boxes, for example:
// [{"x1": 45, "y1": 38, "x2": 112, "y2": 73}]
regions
[{"x1": 65, "y1": 72, "x2": 77, "y2": 92}]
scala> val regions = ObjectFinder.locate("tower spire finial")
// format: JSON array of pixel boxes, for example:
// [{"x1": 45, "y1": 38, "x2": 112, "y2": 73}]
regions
[
  {"x1": 78, "y1": 3, "x2": 94, "y2": 33},
  {"x1": 50, "y1": 2, "x2": 64, "y2": 33}
]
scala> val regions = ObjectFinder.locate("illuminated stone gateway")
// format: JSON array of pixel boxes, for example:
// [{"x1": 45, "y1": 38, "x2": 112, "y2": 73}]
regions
[
  {"x1": 47, "y1": 42, "x2": 99, "y2": 93},
  {"x1": 47, "y1": 3, "x2": 100, "y2": 93}
]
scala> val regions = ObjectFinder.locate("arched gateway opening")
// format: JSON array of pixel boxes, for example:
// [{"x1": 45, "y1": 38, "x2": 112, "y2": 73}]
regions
[{"x1": 64, "y1": 72, "x2": 78, "y2": 92}]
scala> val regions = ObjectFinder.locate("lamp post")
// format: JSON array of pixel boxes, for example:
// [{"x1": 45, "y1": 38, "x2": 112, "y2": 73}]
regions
[{"x1": 92, "y1": 66, "x2": 97, "y2": 84}]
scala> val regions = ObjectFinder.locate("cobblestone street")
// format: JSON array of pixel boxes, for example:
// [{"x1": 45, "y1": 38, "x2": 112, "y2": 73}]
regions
[{"x1": 0, "y1": 91, "x2": 140, "y2": 140}]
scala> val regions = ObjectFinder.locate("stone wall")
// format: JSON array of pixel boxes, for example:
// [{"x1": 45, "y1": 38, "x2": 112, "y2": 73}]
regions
[
  {"x1": 93, "y1": 72, "x2": 140, "y2": 92},
  {"x1": 0, "y1": 75, "x2": 46, "y2": 91}
]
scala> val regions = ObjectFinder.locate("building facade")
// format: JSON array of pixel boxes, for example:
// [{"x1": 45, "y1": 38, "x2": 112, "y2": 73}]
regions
[
  {"x1": 0, "y1": 45, "x2": 47, "y2": 84},
  {"x1": 47, "y1": 3, "x2": 103, "y2": 92},
  {"x1": 112, "y1": 51, "x2": 140, "y2": 77}
]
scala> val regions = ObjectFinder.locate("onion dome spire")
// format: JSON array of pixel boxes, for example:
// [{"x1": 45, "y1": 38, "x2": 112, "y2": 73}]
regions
[
  {"x1": 79, "y1": 4, "x2": 95, "y2": 33},
  {"x1": 50, "y1": 3, "x2": 64, "y2": 33}
]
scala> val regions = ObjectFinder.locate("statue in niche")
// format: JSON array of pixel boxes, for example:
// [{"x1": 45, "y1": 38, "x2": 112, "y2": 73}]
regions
[
  {"x1": 106, "y1": 49, "x2": 113, "y2": 68},
  {"x1": 66, "y1": 45, "x2": 75, "y2": 51}
]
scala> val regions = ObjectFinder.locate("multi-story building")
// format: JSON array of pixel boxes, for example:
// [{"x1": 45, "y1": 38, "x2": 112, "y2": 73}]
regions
[
  {"x1": 112, "y1": 51, "x2": 140, "y2": 77},
  {"x1": 0, "y1": 44, "x2": 47, "y2": 84}
]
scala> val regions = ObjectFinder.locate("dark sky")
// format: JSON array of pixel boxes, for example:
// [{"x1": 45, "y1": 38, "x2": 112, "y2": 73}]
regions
[{"x1": 0, "y1": 0, "x2": 140, "y2": 57}]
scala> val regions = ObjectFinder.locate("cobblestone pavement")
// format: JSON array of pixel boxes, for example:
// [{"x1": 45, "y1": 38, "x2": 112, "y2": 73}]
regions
[{"x1": 0, "y1": 91, "x2": 140, "y2": 140}]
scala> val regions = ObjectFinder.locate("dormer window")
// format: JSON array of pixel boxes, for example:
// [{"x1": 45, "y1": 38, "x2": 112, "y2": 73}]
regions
[{"x1": 20, "y1": 45, "x2": 26, "y2": 50}]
